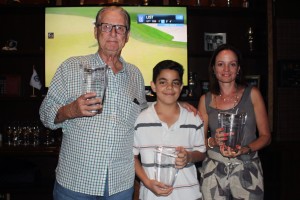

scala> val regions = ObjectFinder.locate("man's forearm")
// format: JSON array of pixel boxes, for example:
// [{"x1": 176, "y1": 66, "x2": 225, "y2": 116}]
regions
[{"x1": 55, "y1": 104, "x2": 72, "y2": 124}]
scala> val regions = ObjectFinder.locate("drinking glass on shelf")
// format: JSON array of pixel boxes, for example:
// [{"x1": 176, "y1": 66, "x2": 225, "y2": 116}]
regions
[
  {"x1": 22, "y1": 125, "x2": 31, "y2": 146},
  {"x1": 44, "y1": 129, "x2": 53, "y2": 146},
  {"x1": 12, "y1": 122, "x2": 21, "y2": 146},
  {"x1": 32, "y1": 124, "x2": 40, "y2": 146},
  {"x1": 227, "y1": 0, "x2": 231, "y2": 7},
  {"x1": 6, "y1": 125, "x2": 13, "y2": 146},
  {"x1": 188, "y1": 72, "x2": 196, "y2": 97},
  {"x1": 143, "y1": 0, "x2": 148, "y2": 6},
  {"x1": 210, "y1": 0, "x2": 216, "y2": 7}
]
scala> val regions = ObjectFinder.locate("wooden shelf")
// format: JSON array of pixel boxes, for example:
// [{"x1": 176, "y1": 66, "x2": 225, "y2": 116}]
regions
[
  {"x1": 0, "y1": 144, "x2": 60, "y2": 156},
  {"x1": 0, "y1": 50, "x2": 44, "y2": 57}
]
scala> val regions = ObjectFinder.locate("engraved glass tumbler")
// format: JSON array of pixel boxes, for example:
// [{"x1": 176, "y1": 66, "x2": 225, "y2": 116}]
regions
[
  {"x1": 154, "y1": 146, "x2": 178, "y2": 187},
  {"x1": 81, "y1": 63, "x2": 108, "y2": 113},
  {"x1": 218, "y1": 112, "x2": 247, "y2": 152}
]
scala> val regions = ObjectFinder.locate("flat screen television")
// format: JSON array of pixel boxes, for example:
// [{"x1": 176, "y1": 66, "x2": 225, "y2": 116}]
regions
[{"x1": 45, "y1": 6, "x2": 188, "y2": 88}]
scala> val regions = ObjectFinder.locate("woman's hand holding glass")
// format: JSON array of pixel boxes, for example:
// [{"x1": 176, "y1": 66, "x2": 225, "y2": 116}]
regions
[
  {"x1": 215, "y1": 127, "x2": 242, "y2": 158},
  {"x1": 216, "y1": 127, "x2": 243, "y2": 158},
  {"x1": 220, "y1": 145, "x2": 242, "y2": 158},
  {"x1": 214, "y1": 128, "x2": 228, "y2": 146}
]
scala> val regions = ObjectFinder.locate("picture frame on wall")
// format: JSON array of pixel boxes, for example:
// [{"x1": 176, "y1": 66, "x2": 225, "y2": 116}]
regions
[
  {"x1": 278, "y1": 60, "x2": 300, "y2": 87},
  {"x1": 245, "y1": 75, "x2": 260, "y2": 89},
  {"x1": 0, "y1": 74, "x2": 21, "y2": 96},
  {"x1": 204, "y1": 32, "x2": 226, "y2": 51}
]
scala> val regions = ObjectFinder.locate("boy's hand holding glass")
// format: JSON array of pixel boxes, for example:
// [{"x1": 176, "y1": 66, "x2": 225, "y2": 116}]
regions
[
  {"x1": 145, "y1": 179, "x2": 173, "y2": 197},
  {"x1": 175, "y1": 146, "x2": 189, "y2": 169}
]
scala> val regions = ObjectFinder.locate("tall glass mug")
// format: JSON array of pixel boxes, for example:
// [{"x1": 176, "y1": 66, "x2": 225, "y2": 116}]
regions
[
  {"x1": 218, "y1": 112, "x2": 247, "y2": 152},
  {"x1": 81, "y1": 63, "x2": 108, "y2": 113},
  {"x1": 154, "y1": 146, "x2": 179, "y2": 187}
]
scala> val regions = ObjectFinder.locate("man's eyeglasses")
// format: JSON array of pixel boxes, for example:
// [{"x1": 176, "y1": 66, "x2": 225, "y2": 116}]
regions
[{"x1": 96, "y1": 23, "x2": 127, "y2": 35}]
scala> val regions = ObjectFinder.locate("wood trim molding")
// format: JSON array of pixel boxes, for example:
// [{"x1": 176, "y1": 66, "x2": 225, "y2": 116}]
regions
[{"x1": 267, "y1": 0, "x2": 274, "y2": 132}]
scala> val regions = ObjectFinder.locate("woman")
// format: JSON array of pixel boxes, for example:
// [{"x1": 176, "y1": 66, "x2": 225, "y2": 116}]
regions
[{"x1": 198, "y1": 44, "x2": 271, "y2": 200}]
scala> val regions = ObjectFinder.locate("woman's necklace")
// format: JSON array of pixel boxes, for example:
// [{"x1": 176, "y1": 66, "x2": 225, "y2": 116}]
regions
[{"x1": 215, "y1": 86, "x2": 239, "y2": 109}]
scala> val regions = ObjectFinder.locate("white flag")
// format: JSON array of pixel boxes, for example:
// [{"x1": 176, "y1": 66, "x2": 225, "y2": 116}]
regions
[{"x1": 30, "y1": 69, "x2": 42, "y2": 90}]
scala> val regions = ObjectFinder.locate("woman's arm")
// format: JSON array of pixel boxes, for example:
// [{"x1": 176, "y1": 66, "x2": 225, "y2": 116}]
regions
[
  {"x1": 223, "y1": 87, "x2": 272, "y2": 157},
  {"x1": 198, "y1": 94, "x2": 210, "y2": 147},
  {"x1": 248, "y1": 87, "x2": 272, "y2": 151}
]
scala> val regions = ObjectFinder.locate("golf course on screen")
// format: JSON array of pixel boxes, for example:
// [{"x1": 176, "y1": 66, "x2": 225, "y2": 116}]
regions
[{"x1": 45, "y1": 7, "x2": 187, "y2": 87}]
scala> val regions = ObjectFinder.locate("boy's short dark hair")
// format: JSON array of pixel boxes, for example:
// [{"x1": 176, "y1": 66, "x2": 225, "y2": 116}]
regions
[{"x1": 152, "y1": 60, "x2": 184, "y2": 83}]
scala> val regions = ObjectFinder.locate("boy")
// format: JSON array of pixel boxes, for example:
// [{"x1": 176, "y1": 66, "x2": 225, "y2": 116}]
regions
[{"x1": 133, "y1": 60, "x2": 206, "y2": 200}]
